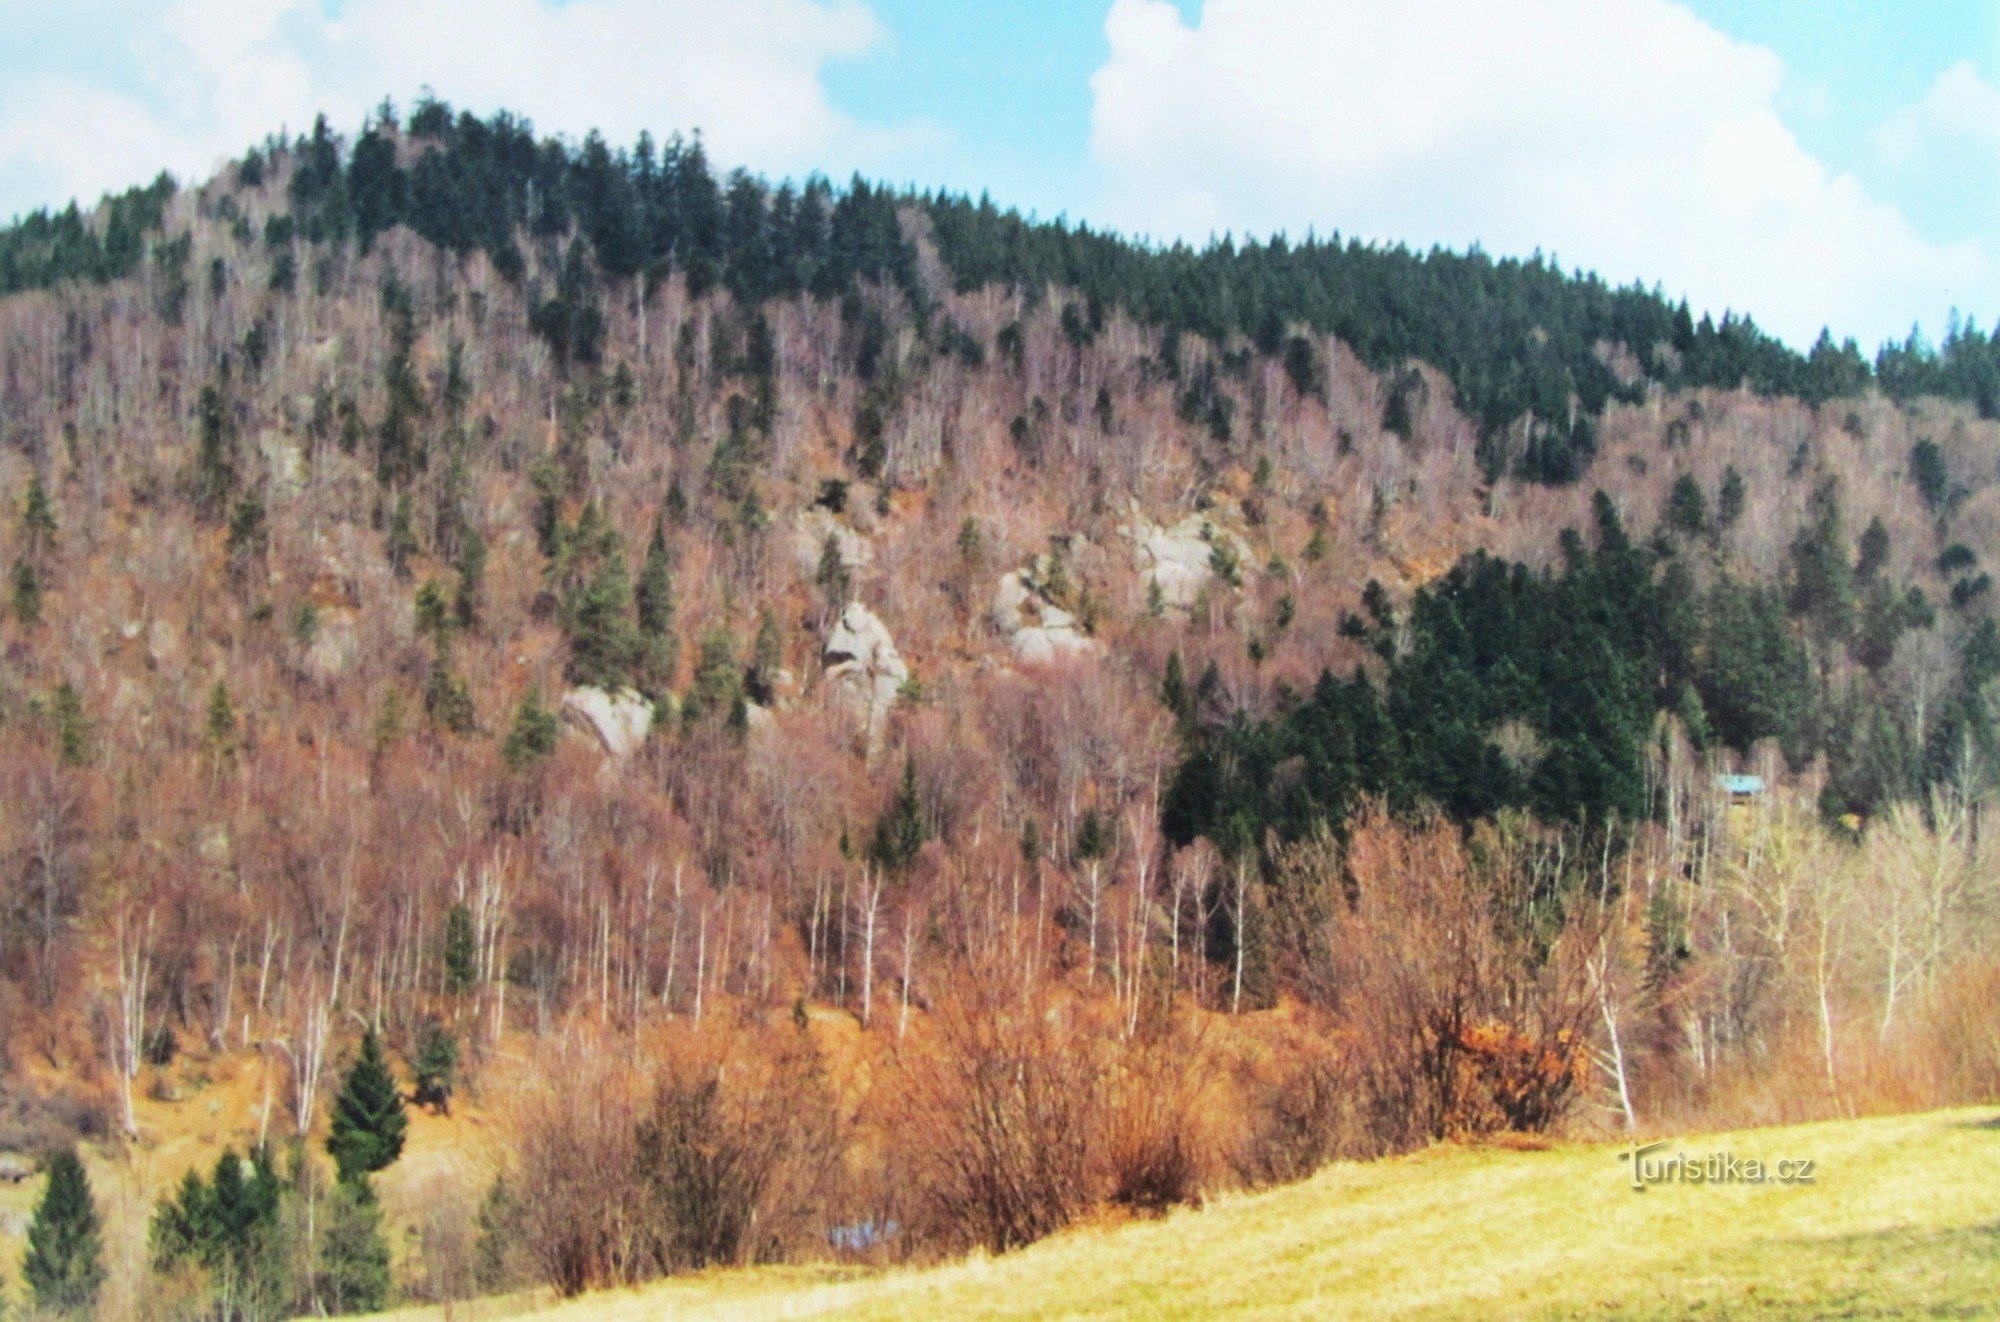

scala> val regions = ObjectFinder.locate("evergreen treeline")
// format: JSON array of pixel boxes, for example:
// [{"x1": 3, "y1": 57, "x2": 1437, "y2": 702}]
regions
[
  {"x1": 1164, "y1": 491, "x2": 1992, "y2": 853},
  {"x1": 0, "y1": 172, "x2": 178, "y2": 294},
  {"x1": 3, "y1": 99, "x2": 1996, "y2": 485}
]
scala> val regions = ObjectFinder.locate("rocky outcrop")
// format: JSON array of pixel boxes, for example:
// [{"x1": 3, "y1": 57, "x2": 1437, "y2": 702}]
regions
[
  {"x1": 823, "y1": 602, "x2": 907, "y2": 751},
  {"x1": 560, "y1": 686, "x2": 656, "y2": 759},
  {"x1": 1118, "y1": 508, "x2": 1255, "y2": 611},
  {"x1": 303, "y1": 608, "x2": 360, "y2": 681},
  {"x1": 991, "y1": 569, "x2": 1102, "y2": 665},
  {"x1": 258, "y1": 429, "x2": 305, "y2": 497},
  {"x1": 791, "y1": 507, "x2": 874, "y2": 581}
]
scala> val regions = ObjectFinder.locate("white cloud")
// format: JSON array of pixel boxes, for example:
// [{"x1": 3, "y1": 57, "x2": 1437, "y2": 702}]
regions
[
  {"x1": 1874, "y1": 60, "x2": 2000, "y2": 165},
  {"x1": 1089, "y1": 0, "x2": 1992, "y2": 348},
  {"x1": 0, "y1": 0, "x2": 893, "y2": 220}
]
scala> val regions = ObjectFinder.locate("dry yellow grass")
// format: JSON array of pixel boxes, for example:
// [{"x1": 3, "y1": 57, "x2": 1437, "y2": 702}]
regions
[
  {"x1": 1, "y1": 1043, "x2": 507, "y2": 1318},
  {"x1": 381, "y1": 1105, "x2": 2000, "y2": 1321}
]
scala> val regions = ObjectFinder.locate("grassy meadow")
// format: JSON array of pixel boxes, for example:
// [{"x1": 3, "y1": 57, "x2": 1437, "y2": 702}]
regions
[{"x1": 377, "y1": 1105, "x2": 2000, "y2": 1320}]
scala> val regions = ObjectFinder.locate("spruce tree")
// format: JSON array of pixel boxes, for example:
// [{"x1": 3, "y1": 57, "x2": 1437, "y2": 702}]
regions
[
  {"x1": 814, "y1": 534, "x2": 850, "y2": 611},
  {"x1": 10, "y1": 559, "x2": 39, "y2": 625},
  {"x1": 191, "y1": 384, "x2": 237, "y2": 520},
  {"x1": 1665, "y1": 473, "x2": 1708, "y2": 537},
  {"x1": 869, "y1": 759, "x2": 927, "y2": 874},
  {"x1": 315, "y1": 1181, "x2": 390, "y2": 1314},
  {"x1": 326, "y1": 1030, "x2": 407, "y2": 1185},
  {"x1": 204, "y1": 681, "x2": 237, "y2": 763},
  {"x1": 414, "y1": 579, "x2": 451, "y2": 643},
  {"x1": 563, "y1": 541, "x2": 641, "y2": 690},
  {"x1": 746, "y1": 608, "x2": 783, "y2": 705},
  {"x1": 1717, "y1": 466, "x2": 1747, "y2": 532},
  {"x1": 635, "y1": 522, "x2": 677, "y2": 692},
  {"x1": 411, "y1": 1019, "x2": 459, "y2": 1114},
  {"x1": 52, "y1": 682, "x2": 89, "y2": 766},
  {"x1": 1855, "y1": 516, "x2": 1891, "y2": 583},
  {"x1": 453, "y1": 525, "x2": 487, "y2": 631},
  {"x1": 681, "y1": 629, "x2": 742, "y2": 728},
  {"x1": 1910, "y1": 438, "x2": 1951, "y2": 514},
  {"x1": 385, "y1": 492, "x2": 419, "y2": 579},
  {"x1": 21, "y1": 471, "x2": 57, "y2": 559},
  {"x1": 24, "y1": 1150, "x2": 104, "y2": 1316},
  {"x1": 423, "y1": 650, "x2": 476, "y2": 735},
  {"x1": 442, "y1": 902, "x2": 477, "y2": 995},
  {"x1": 501, "y1": 688, "x2": 561, "y2": 768}
]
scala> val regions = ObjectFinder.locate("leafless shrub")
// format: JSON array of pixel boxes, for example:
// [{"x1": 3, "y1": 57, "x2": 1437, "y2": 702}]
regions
[
  {"x1": 510, "y1": 1022, "x2": 844, "y2": 1296},
  {"x1": 513, "y1": 1055, "x2": 647, "y2": 1296},
  {"x1": 1234, "y1": 1023, "x2": 1362, "y2": 1185},
  {"x1": 897, "y1": 973, "x2": 1108, "y2": 1254},
  {"x1": 1103, "y1": 1023, "x2": 1217, "y2": 1214},
  {"x1": 632, "y1": 1025, "x2": 844, "y2": 1274},
  {"x1": 1337, "y1": 805, "x2": 1597, "y2": 1149},
  {"x1": 404, "y1": 1170, "x2": 482, "y2": 1305},
  {"x1": 1916, "y1": 958, "x2": 2000, "y2": 1104}
]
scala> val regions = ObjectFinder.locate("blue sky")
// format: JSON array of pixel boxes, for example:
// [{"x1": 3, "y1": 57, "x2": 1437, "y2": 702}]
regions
[{"x1": 1, "y1": 1, "x2": 1995, "y2": 349}]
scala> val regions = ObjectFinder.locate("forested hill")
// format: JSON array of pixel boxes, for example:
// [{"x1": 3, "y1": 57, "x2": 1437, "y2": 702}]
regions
[
  {"x1": 4, "y1": 100, "x2": 1997, "y2": 486},
  {"x1": 5, "y1": 94, "x2": 2000, "y2": 1318}
]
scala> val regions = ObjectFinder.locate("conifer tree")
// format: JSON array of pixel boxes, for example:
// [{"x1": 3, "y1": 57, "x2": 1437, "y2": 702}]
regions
[
  {"x1": 1160, "y1": 651, "x2": 1194, "y2": 730},
  {"x1": 191, "y1": 384, "x2": 237, "y2": 520},
  {"x1": 21, "y1": 471, "x2": 56, "y2": 560},
  {"x1": 1717, "y1": 466, "x2": 1747, "y2": 532},
  {"x1": 635, "y1": 522, "x2": 677, "y2": 691},
  {"x1": 369, "y1": 688, "x2": 407, "y2": 771},
  {"x1": 423, "y1": 651, "x2": 476, "y2": 735},
  {"x1": 24, "y1": 1150, "x2": 103, "y2": 1316},
  {"x1": 326, "y1": 1030, "x2": 407, "y2": 1185},
  {"x1": 225, "y1": 496, "x2": 267, "y2": 582},
  {"x1": 442, "y1": 903, "x2": 477, "y2": 995},
  {"x1": 204, "y1": 680, "x2": 237, "y2": 763},
  {"x1": 869, "y1": 758, "x2": 927, "y2": 874},
  {"x1": 1855, "y1": 516, "x2": 1891, "y2": 583},
  {"x1": 746, "y1": 608, "x2": 783, "y2": 705},
  {"x1": 414, "y1": 579, "x2": 451, "y2": 644},
  {"x1": 563, "y1": 539, "x2": 641, "y2": 690},
  {"x1": 315, "y1": 1181, "x2": 390, "y2": 1314},
  {"x1": 814, "y1": 535, "x2": 850, "y2": 611},
  {"x1": 385, "y1": 492, "x2": 419, "y2": 579},
  {"x1": 453, "y1": 525, "x2": 487, "y2": 631},
  {"x1": 53, "y1": 681, "x2": 89, "y2": 766},
  {"x1": 10, "y1": 559, "x2": 39, "y2": 625},
  {"x1": 411, "y1": 1019, "x2": 459, "y2": 1114},
  {"x1": 501, "y1": 688, "x2": 561, "y2": 768},
  {"x1": 681, "y1": 629, "x2": 742, "y2": 728},
  {"x1": 1665, "y1": 472, "x2": 1708, "y2": 537}
]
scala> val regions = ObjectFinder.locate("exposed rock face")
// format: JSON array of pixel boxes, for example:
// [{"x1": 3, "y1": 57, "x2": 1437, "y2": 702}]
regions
[
  {"x1": 1118, "y1": 508, "x2": 1255, "y2": 610},
  {"x1": 792, "y1": 507, "x2": 874, "y2": 581},
  {"x1": 258, "y1": 430, "x2": 305, "y2": 497},
  {"x1": 303, "y1": 608, "x2": 360, "y2": 681},
  {"x1": 560, "y1": 686, "x2": 656, "y2": 759},
  {"x1": 990, "y1": 570, "x2": 1102, "y2": 665},
  {"x1": 823, "y1": 602, "x2": 907, "y2": 751}
]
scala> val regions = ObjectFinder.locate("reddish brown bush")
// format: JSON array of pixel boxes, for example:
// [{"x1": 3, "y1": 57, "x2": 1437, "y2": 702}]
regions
[{"x1": 894, "y1": 975, "x2": 1108, "y2": 1254}]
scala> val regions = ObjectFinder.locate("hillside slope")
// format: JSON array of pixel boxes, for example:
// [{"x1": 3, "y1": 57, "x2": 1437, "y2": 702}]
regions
[{"x1": 383, "y1": 1107, "x2": 2000, "y2": 1320}]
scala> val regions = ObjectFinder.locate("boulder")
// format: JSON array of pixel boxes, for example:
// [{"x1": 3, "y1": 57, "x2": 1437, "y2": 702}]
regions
[
  {"x1": 1118, "y1": 508, "x2": 1255, "y2": 610},
  {"x1": 792, "y1": 507, "x2": 874, "y2": 581},
  {"x1": 823, "y1": 603, "x2": 908, "y2": 751},
  {"x1": 560, "y1": 687, "x2": 656, "y2": 759},
  {"x1": 990, "y1": 570, "x2": 1102, "y2": 665}
]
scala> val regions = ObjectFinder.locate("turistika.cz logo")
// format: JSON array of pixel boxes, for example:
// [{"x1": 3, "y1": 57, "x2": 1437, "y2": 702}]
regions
[{"x1": 1618, "y1": 1140, "x2": 1817, "y2": 1191}]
